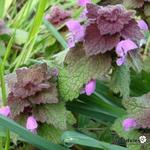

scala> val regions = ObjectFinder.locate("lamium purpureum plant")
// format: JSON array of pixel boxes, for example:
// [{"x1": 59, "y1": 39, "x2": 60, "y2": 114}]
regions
[
  {"x1": 58, "y1": 2, "x2": 144, "y2": 102},
  {"x1": 5, "y1": 63, "x2": 75, "y2": 139},
  {"x1": 1, "y1": 0, "x2": 150, "y2": 149}
]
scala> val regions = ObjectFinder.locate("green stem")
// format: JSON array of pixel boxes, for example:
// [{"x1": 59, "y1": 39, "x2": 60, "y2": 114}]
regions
[
  {"x1": 0, "y1": 66, "x2": 7, "y2": 106},
  {"x1": 14, "y1": 0, "x2": 48, "y2": 69},
  {"x1": 144, "y1": 34, "x2": 150, "y2": 55},
  {"x1": 4, "y1": 129, "x2": 10, "y2": 150},
  {"x1": 0, "y1": 137, "x2": 3, "y2": 150},
  {"x1": 0, "y1": 33, "x2": 15, "y2": 106}
]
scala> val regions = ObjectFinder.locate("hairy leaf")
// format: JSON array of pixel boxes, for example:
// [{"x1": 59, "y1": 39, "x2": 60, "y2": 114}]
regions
[
  {"x1": 123, "y1": 0, "x2": 144, "y2": 8},
  {"x1": 32, "y1": 102, "x2": 67, "y2": 130},
  {"x1": 58, "y1": 44, "x2": 111, "y2": 101},
  {"x1": 123, "y1": 93, "x2": 150, "y2": 128},
  {"x1": 110, "y1": 64, "x2": 130, "y2": 99},
  {"x1": 127, "y1": 51, "x2": 143, "y2": 73},
  {"x1": 29, "y1": 84, "x2": 58, "y2": 104},
  {"x1": 144, "y1": 3, "x2": 150, "y2": 16},
  {"x1": 38, "y1": 124, "x2": 63, "y2": 144},
  {"x1": 8, "y1": 95, "x2": 30, "y2": 118},
  {"x1": 130, "y1": 70, "x2": 150, "y2": 96}
]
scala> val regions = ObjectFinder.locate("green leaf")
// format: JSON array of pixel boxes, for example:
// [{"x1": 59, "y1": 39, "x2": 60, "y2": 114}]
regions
[
  {"x1": 123, "y1": 93, "x2": 150, "y2": 128},
  {"x1": 79, "y1": 94, "x2": 126, "y2": 118},
  {"x1": 127, "y1": 51, "x2": 143, "y2": 73},
  {"x1": 58, "y1": 44, "x2": 111, "y2": 101},
  {"x1": 61, "y1": 131, "x2": 127, "y2": 150},
  {"x1": 110, "y1": 64, "x2": 130, "y2": 99},
  {"x1": 143, "y1": 56, "x2": 150, "y2": 73},
  {"x1": 0, "y1": 115, "x2": 67, "y2": 150},
  {"x1": 14, "y1": 29, "x2": 28, "y2": 45},
  {"x1": 67, "y1": 101, "x2": 117, "y2": 123},
  {"x1": 123, "y1": 0, "x2": 143, "y2": 8},
  {"x1": 144, "y1": 3, "x2": 150, "y2": 17},
  {"x1": 130, "y1": 70, "x2": 150, "y2": 97},
  {"x1": 32, "y1": 102, "x2": 67, "y2": 130},
  {"x1": 44, "y1": 19, "x2": 68, "y2": 49},
  {"x1": 38, "y1": 124, "x2": 63, "y2": 144}
]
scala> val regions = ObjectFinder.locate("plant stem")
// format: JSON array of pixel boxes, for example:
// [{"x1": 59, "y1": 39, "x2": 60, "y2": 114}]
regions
[
  {"x1": 4, "y1": 129, "x2": 10, "y2": 150},
  {"x1": 144, "y1": 34, "x2": 150, "y2": 55}
]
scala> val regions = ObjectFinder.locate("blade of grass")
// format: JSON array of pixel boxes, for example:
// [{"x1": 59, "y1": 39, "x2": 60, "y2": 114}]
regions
[
  {"x1": 10, "y1": 0, "x2": 39, "y2": 28},
  {"x1": 4, "y1": 129, "x2": 10, "y2": 150},
  {"x1": 0, "y1": 137, "x2": 3, "y2": 150},
  {"x1": 0, "y1": 115, "x2": 67, "y2": 150},
  {"x1": 0, "y1": 34, "x2": 15, "y2": 106},
  {"x1": 61, "y1": 131, "x2": 127, "y2": 150},
  {"x1": 14, "y1": 0, "x2": 48, "y2": 69},
  {"x1": 0, "y1": 0, "x2": 5, "y2": 18},
  {"x1": 4, "y1": 0, "x2": 13, "y2": 18},
  {"x1": 43, "y1": 19, "x2": 68, "y2": 49}
]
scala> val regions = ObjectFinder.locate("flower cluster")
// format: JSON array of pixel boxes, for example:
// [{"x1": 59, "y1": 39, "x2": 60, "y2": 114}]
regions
[
  {"x1": 84, "y1": 4, "x2": 143, "y2": 56},
  {"x1": 66, "y1": 3, "x2": 144, "y2": 66},
  {"x1": 45, "y1": 6, "x2": 71, "y2": 26}
]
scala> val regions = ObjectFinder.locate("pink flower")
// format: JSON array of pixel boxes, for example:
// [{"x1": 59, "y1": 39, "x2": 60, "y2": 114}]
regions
[
  {"x1": 78, "y1": 0, "x2": 91, "y2": 6},
  {"x1": 85, "y1": 80, "x2": 96, "y2": 96},
  {"x1": 66, "y1": 20, "x2": 85, "y2": 48},
  {"x1": 138, "y1": 20, "x2": 149, "y2": 31},
  {"x1": 116, "y1": 39, "x2": 138, "y2": 66},
  {"x1": 26, "y1": 116, "x2": 38, "y2": 133},
  {"x1": 0, "y1": 106, "x2": 10, "y2": 117},
  {"x1": 122, "y1": 118, "x2": 137, "y2": 131}
]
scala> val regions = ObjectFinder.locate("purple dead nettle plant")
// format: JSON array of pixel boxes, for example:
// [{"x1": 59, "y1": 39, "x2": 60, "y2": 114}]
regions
[
  {"x1": 84, "y1": 3, "x2": 143, "y2": 56},
  {"x1": 66, "y1": 3, "x2": 143, "y2": 95},
  {"x1": 7, "y1": 64, "x2": 59, "y2": 132},
  {"x1": 45, "y1": 6, "x2": 71, "y2": 26}
]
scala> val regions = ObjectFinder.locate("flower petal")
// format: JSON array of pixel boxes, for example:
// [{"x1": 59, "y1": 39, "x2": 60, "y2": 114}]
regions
[
  {"x1": 85, "y1": 80, "x2": 96, "y2": 96},
  {"x1": 116, "y1": 39, "x2": 138, "y2": 57},
  {"x1": 0, "y1": 106, "x2": 10, "y2": 117},
  {"x1": 116, "y1": 57, "x2": 125, "y2": 66},
  {"x1": 122, "y1": 118, "x2": 137, "y2": 131},
  {"x1": 66, "y1": 20, "x2": 84, "y2": 41},
  {"x1": 78, "y1": 0, "x2": 91, "y2": 6},
  {"x1": 138, "y1": 20, "x2": 149, "y2": 31},
  {"x1": 26, "y1": 116, "x2": 38, "y2": 131}
]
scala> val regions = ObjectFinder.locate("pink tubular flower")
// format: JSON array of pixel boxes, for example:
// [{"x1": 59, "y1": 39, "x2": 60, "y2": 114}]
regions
[
  {"x1": 137, "y1": 20, "x2": 149, "y2": 31},
  {"x1": 0, "y1": 106, "x2": 10, "y2": 117},
  {"x1": 116, "y1": 39, "x2": 138, "y2": 66},
  {"x1": 78, "y1": 0, "x2": 91, "y2": 6},
  {"x1": 122, "y1": 118, "x2": 137, "y2": 131},
  {"x1": 26, "y1": 116, "x2": 38, "y2": 133},
  {"x1": 66, "y1": 20, "x2": 85, "y2": 48},
  {"x1": 85, "y1": 80, "x2": 96, "y2": 96}
]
